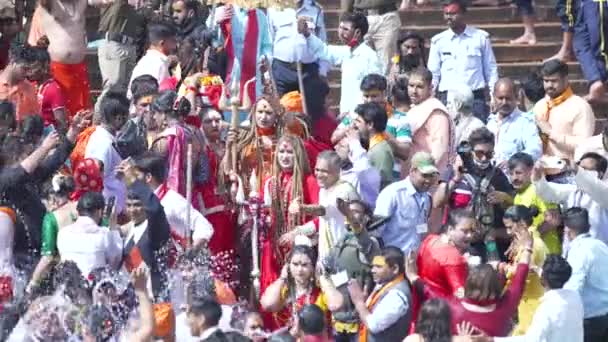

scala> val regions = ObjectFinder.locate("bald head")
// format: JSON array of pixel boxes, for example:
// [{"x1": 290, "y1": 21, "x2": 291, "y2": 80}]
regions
[
  {"x1": 494, "y1": 78, "x2": 516, "y2": 95},
  {"x1": 493, "y1": 78, "x2": 517, "y2": 116}
]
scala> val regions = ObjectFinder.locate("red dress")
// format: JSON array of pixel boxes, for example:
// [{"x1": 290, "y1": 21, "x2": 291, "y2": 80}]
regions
[
  {"x1": 417, "y1": 234, "x2": 468, "y2": 299},
  {"x1": 260, "y1": 171, "x2": 319, "y2": 329},
  {"x1": 197, "y1": 145, "x2": 238, "y2": 285},
  {"x1": 448, "y1": 263, "x2": 529, "y2": 336}
]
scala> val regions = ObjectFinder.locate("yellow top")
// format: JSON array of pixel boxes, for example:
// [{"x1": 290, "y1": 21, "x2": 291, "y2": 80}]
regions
[
  {"x1": 514, "y1": 184, "x2": 561, "y2": 255},
  {"x1": 508, "y1": 229, "x2": 548, "y2": 335}
]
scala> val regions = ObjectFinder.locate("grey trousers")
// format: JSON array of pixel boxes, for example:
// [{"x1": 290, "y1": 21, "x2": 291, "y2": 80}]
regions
[{"x1": 96, "y1": 39, "x2": 137, "y2": 110}]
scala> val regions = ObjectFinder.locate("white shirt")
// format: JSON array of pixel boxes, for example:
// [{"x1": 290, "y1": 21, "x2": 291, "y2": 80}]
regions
[
  {"x1": 306, "y1": 35, "x2": 383, "y2": 114},
  {"x1": 366, "y1": 281, "x2": 411, "y2": 333},
  {"x1": 157, "y1": 187, "x2": 214, "y2": 241},
  {"x1": 175, "y1": 307, "x2": 234, "y2": 341},
  {"x1": 128, "y1": 49, "x2": 170, "y2": 98},
  {"x1": 428, "y1": 25, "x2": 498, "y2": 93},
  {"x1": 495, "y1": 289, "x2": 583, "y2": 342},
  {"x1": 0, "y1": 211, "x2": 14, "y2": 267},
  {"x1": 317, "y1": 180, "x2": 360, "y2": 259},
  {"x1": 534, "y1": 169, "x2": 608, "y2": 248},
  {"x1": 57, "y1": 216, "x2": 122, "y2": 276},
  {"x1": 85, "y1": 126, "x2": 127, "y2": 212}
]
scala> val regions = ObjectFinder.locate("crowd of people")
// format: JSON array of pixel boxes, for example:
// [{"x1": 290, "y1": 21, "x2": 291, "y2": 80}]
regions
[{"x1": 0, "y1": 0, "x2": 607, "y2": 340}]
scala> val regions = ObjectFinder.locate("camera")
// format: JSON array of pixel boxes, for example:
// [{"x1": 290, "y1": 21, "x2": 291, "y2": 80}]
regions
[{"x1": 457, "y1": 140, "x2": 475, "y2": 174}]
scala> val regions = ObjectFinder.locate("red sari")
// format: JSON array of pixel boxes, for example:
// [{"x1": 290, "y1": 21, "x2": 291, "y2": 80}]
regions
[
  {"x1": 197, "y1": 145, "x2": 237, "y2": 264},
  {"x1": 271, "y1": 286, "x2": 330, "y2": 331},
  {"x1": 260, "y1": 172, "x2": 319, "y2": 299},
  {"x1": 417, "y1": 234, "x2": 468, "y2": 300}
]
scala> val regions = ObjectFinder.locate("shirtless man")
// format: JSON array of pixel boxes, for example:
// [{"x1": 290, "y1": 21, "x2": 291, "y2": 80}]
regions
[{"x1": 39, "y1": 0, "x2": 91, "y2": 119}]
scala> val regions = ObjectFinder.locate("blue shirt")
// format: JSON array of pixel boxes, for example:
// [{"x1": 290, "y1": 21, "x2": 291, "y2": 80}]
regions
[
  {"x1": 428, "y1": 25, "x2": 498, "y2": 93},
  {"x1": 374, "y1": 177, "x2": 431, "y2": 253},
  {"x1": 564, "y1": 233, "x2": 608, "y2": 318},
  {"x1": 487, "y1": 108, "x2": 542, "y2": 165}
]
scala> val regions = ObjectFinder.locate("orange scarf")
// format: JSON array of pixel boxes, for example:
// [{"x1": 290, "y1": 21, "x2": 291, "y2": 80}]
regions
[
  {"x1": 538, "y1": 86, "x2": 573, "y2": 150},
  {"x1": 359, "y1": 275, "x2": 406, "y2": 342},
  {"x1": 369, "y1": 133, "x2": 387, "y2": 150},
  {"x1": 0, "y1": 207, "x2": 16, "y2": 224}
]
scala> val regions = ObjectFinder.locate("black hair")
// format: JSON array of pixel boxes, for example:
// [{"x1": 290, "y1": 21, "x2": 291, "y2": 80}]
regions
[
  {"x1": 541, "y1": 59, "x2": 569, "y2": 78},
  {"x1": 9, "y1": 44, "x2": 37, "y2": 64},
  {"x1": 468, "y1": 126, "x2": 495, "y2": 148},
  {"x1": 579, "y1": 152, "x2": 608, "y2": 175},
  {"x1": 51, "y1": 174, "x2": 76, "y2": 198},
  {"x1": 415, "y1": 299, "x2": 452, "y2": 342},
  {"x1": 99, "y1": 91, "x2": 130, "y2": 124},
  {"x1": 391, "y1": 77, "x2": 411, "y2": 106},
  {"x1": 381, "y1": 246, "x2": 406, "y2": 275},
  {"x1": 508, "y1": 152, "x2": 534, "y2": 170},
  {"x1": 360, "y1": 73, "x2": 387, "y2": 92},
  {"x1": 446, "y1": 209, "x2": 475, "y2": 228},
  {"x1": 504, "y1": 205, "x2": 539, "y2": 226},
  {"x1": 542, "y1": 255, "x2": 572, "y2": 289},
  {"x1": 19, "y1": 115, "x2": 44, "y2": 144},
  {"x1": 396, "y1": 31, "x2": 425, "y2": 53},
  {"x1": 148, "y1": 22, "x2": 177, "y2": 45},
  {"x1": 409, "y1": 67, "x2": 433, "y2": 85},
  {"x1": 131, "y1": 75, "x2": 159, "y2": 103},
  {"x1": 444, "y1": 0, "x2": 468, "y2": 12},
  {"x1": 0, "y1": 100, "x2": 17, "y2": 130},
  {"x1": 297, "y1": 304, "x2": 325, "y2": 336},
  {"x1": 189, "y1": 297, "x2": 222, "y2": 327},
  {"x1": 302, "y1": 76, "x2": 330, "y2": 121},
  {"x1": 151, "y1": 90, "x2": 191, "y2": 119},
  {"x1": 289, "y1": 244, "x2": 318, "y2": 267},
  {"x1": 133, "y1": 151, "x2": 168, "y2": 183},
  {"x1": 563, "y1": 207, "x2": 591, "y2": 235},
  {"x1": 354, "y1": 102, "x2": 388, "y2": 132},
  {"x1": 520, "y1": 72, "x2": 545, "y2": 103},
  {"x1": 82, "y1": 305, "x2": 116, "y2": 342},
  {"x1": 76, "y1": 191, "x2": 106, "y2": 216},
  {"x1": 340, "y1": 12, "x2": 369, "y2": 37}
]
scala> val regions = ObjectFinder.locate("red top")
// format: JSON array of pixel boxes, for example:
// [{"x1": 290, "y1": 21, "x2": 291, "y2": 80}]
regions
[
  {"x1": 417, "y1": 234, "x2": 468, "y2": 299},
  {"x1": 448, "y1": 263, "x2": 530, "y2": 337},
  {"x1": 38, "y1": 79, "x2": 66, "y2": 127},
  {"x1": 312, "y1": 113, "x2": 338, "y2": 147}
]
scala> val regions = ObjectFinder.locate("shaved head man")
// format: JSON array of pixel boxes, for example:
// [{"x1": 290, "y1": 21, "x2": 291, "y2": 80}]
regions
[
  {"x1": 487, "y1": 77, "x2": 542, "y2": 168},
  {"x1": 493, "y1": 78, "x2": 517, "y2": 118}
]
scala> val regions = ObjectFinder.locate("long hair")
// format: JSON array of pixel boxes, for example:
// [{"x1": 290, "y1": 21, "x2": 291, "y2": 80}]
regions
[
  {"x1": 236, "y1": 95, "x2": 282, "y2": 188},
  {"x1": 270, "y1": 135, "x2": 311, "y2": 243},
  {"x1": 415, "y1": 299, "x2": 452, "y2": 342}
]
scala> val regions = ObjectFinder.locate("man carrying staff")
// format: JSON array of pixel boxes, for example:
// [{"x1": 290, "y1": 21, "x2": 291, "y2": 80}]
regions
[{"x1": 38, "y1": 0, "x2": 91, "y2": 120}]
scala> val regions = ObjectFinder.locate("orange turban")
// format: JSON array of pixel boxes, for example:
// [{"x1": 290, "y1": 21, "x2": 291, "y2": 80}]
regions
[
  {"x1": 153, "y1": 303, "x2": 176, "y2": 338},
  {"x1": 280, "y1": 91, "x2": 303, "y2": 114}
]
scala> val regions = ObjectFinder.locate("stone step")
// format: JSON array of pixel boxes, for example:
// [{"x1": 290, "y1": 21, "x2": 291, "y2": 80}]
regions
[
  {"x1": 324, "y1": 5, "x2": 558, "y2": 27},
  {"x1": 327, "y1": 22, "x2": 562, "y2": 43}
]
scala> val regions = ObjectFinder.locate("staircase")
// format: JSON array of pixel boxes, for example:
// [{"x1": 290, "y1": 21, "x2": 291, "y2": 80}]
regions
[
  {"x1": 84, "y1": 0, "x2": 605, "y2": 125},
  {"x1": 316, "y1": 0, "x2": 606, "y2": 126}
]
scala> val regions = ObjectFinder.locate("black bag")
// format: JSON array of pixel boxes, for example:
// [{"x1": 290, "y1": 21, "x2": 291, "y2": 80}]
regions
[{"x1": 113, "y1": 119, "x2": 148, "y2": 159}]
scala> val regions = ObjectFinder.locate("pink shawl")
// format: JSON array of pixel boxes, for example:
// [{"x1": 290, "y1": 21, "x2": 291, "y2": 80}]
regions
[{"x1": 408, "y1": 97, "x2": 456, "y2": 172}]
